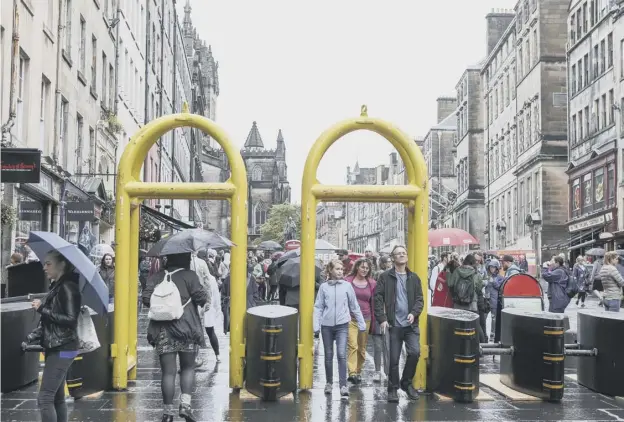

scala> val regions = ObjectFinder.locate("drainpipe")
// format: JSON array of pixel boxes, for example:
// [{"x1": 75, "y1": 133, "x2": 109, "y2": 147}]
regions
[
  {"x1": 485, "y1": 94, "x2": 491, "y2": 250},
  {"x1": 52, "y1": 0, "x2": 63, "y2": 162},
  {"x1": 113, "y1": 3, "x2": 120, "y2": 175},
  {"x1": 172, "y1": 1, "x2": 179, "y2": 218},
  {"x1": 143, "y1": 0, "x2": 150, "y2": 182},
  {"x1": 56, "y1": 0, "x2": 66, "y2": 238},
  {"x1": 158, "y1": 0, "x2": 165, "y2": 188},
  {"x1": 1, "y1": 1, "x2": 19, "y2": 145}
]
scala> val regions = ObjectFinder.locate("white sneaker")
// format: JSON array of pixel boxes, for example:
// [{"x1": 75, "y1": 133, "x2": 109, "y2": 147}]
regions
[
  {"x1": 373, "y1": 372, "x2": 382, "y2": 383},
  {"x1": 340, "y1": 386, "x2": 349, "y2": 399}
]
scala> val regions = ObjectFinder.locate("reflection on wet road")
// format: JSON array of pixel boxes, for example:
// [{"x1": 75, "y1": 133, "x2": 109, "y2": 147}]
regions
[{"x1": 2, "y1": 303, "x2": 622, "y2": 421}]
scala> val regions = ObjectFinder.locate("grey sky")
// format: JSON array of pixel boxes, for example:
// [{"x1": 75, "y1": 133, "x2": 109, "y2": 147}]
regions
[{"x1": 182, "y1": 1, "x2": 517, "y2": 203}]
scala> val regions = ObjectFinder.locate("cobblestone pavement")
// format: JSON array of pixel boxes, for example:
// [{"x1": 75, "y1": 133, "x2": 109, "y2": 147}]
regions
[{"x1": 2, "y1": 300, "x2": 622, "y2": 421}]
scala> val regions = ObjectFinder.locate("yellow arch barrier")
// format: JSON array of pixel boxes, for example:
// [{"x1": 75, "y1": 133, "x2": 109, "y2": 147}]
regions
[
  {"x1": 112, "y1": 109, "x2": 248, "y2": 390},
  {"x1": 298, "y1": 106, "x2": 429, "y2": 390}
]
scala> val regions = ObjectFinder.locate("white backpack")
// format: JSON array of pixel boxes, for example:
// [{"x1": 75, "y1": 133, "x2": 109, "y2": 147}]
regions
[{"x1": 148, "y1": 268, "x2": 190, "y2": 321}]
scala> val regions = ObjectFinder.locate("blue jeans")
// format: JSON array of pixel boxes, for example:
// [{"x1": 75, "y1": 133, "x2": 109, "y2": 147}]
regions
[
  {"x1": 604, "y1": 299, "x2": 621, "y2": 312},
  {"x1": 321, "y1": 323, "x2": 348, "y2": 387}
]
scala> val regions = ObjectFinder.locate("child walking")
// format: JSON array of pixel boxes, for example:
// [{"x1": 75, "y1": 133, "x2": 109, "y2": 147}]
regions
[{"x1": 314, "y1": 259, "x2": 366, "y2": 399}]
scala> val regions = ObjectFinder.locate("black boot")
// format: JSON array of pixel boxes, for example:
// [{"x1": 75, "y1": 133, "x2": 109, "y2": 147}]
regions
[
  {"x1": 160, "y1": 415, "x2": 173, "y2": 422},
  {"x1": 179, "y1": 404, "x2": 197, "y2": 422}
]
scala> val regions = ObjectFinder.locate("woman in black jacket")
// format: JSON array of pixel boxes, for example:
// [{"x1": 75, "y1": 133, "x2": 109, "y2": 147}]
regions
[
  {"x1": 29, "y1": 250, "x2": 81, "y2": 422},
  {"x1": 142, "y1": 253, "x2": 208, "y2": 422}
]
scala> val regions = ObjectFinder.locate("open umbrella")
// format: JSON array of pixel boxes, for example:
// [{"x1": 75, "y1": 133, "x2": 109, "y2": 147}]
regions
[
  {"x1": 278, "y1": 256, "x2": 323, "y2": 288},
  {"x1": 27, "y1": 231, "x2": 109, "y2": 315},
  {"x1": 428, "y1": 228, "x2": 479, "y2": 248},
  {"x1": 586, "y1": 247, "x2": 605, "y2": 257},
  {"x1": 258, "y1": 240, "x2": 282, "y2": 251},
  {"x1": 147, "y1": 228, "x2": 233, "y2": 257}
]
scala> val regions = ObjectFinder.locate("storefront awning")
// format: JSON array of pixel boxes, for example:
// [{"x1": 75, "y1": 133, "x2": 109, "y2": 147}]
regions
[
  {"x1": 543, "y1": 226, "x2": 606, "y2": 251},
  {"x1": 141, "y1": 205, "x2": 195, "y2": 231}
]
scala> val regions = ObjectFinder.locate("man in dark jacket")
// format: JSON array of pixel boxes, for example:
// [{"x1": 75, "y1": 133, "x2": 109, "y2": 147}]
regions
[{"x1": 374, "y1": 245, "x2": 424, "y2": 403}]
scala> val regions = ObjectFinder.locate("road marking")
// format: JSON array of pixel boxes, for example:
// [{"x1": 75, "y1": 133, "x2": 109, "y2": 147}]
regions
[{"x1": 598, "y1": 409, "x2": 624, "y2": 421}]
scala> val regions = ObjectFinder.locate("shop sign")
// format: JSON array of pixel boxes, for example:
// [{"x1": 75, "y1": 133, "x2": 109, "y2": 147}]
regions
[
  {"x1": 568, "y1": 212, "x2": 613, "y2": 233},
  {"x1": 66, "y1": 202, "x2": 95, "y2": 221},
  {"x1": 1, "y1": 148, "x2": 41, "y2": 183},
  {"x1": 19, "y1": 201, "x2": 43, "y2": 221}
]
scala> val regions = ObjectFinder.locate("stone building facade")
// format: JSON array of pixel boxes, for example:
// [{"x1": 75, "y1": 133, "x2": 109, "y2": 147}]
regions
[
  {"x1": 566, "y1": 0, "x2": 624, "y2": 254},
  {"x1": 423, "y1": 97, "x2": 458, "y2": 226},
  {"x1": 316, "y1": 202, "x2": 346, "y2": 249},
  {"x1": 452, "y1": 66, "x2": 486, "y2": 252},
  {"x1": 481, "y1": 1, "x2": 571, "y2": 265},
  {"x1": 241, "y1": 121, "x2": 291, "y2": 243}
]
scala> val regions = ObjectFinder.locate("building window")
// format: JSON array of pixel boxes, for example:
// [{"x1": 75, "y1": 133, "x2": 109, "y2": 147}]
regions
[
  {"x1": 252, "y1": 166, "x2": 262, "y2": 181},
  {"x1": 505, "y1": 74, "x2": 510, "y2": 105},
  {"x1": 579, "y1": 109, "x2": 584, "y2": 140},
  {"x1": 601, "y1": 94, "x2": 607, "y2": 129},
  {"x1": 607, "y1": 163, "x2": 615, "y2": 207},
  {"x1": 518, "y1": 45, "x2": 523, "y2": 79},
  {"x1": 91, "y1": 36, "x2": 97, "y2": 90},
  {"x1": 64, "y1": 0, "x2": 72, "y2": 56},
  {"x1": 593, "y1": 44, "x2": 599, "y2": 78},
  {"x1": 582, "y1": 2, "x2": 588, "y2": 32},
  {"x1": 607, "y1": 33, "x2": 613, "y2": 68},
  {"x1": 572, "y1": 178, "x2": 580, "y2": 218},
  {"x1": 102, "y1": 53, "x2": 107, "y2": 107},
  {"x1": 583, "y1": 54, "x2": 589, "y2": 85},
  {"x1": 534, "y1": 171, "x2": 540, "y2": 210},
  {"x1": 571, "y1": 64, "x2": 576, "y2": 94},
  {"x1": 518, "y1": 116, "x2": 524, "y2": 152},
  {"x1": 526, "y1": 39, "x2": 531, "y2": 70},
  {"x1": 532, "y1": 29, "x2": 537, "y2": 63},
  {"x1": 109, "y1": 63, "x2": 114, "y2": 109},
  {"x1": 594, "y1": 167, "x2": 604, "y2": 211},
  {"x1": 584, "y1": 105, "x2": 590, "y2": 136},
  {"x1": 594, "y1": 98, "x2": 600, "y2": 131},
  {"x1": 582, "y1": 172, "x2": 592, "y2": 214},
  {"x1": 578, "y1": 59, "x2": 583, "y2": 89},
  {"x1": 60, "y1": 98, "x2": 69, "y2": 168},
  {"x1": 570, "y1": 15, "x2": 576, "y2": 42},
  {"x1": 608, "y1": 89, "x2": 614, "y2": 125},
  {"x1": 75, "y1": 114, "x2": 83, "y2": 173},
  {"x1": 88, "y1": 127, "x2": 95, "y2": 172},
  {"x1": 590, "y1": 0, "x2": 595, "y2": 26},
  {"x1": 600, "y1": 39, "x2": 606, "y2": 74},
  {"x1": 39, "y1": 77, "x2": 50, "y2": 153},
  {"x1": 78, "y1": 16, "x2": 86, "y2": 73},
  {"x1": 16, "y1": 53, "x2": 29, "y2": 144},
  {"x1": 572, "y1": 115, "x2": 577, "y2": 144}
]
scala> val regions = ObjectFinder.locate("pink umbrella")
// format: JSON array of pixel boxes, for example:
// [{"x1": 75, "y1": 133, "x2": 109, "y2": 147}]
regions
[{"x1": 428, "y1": 228, "x2": 479, "y2": 247}]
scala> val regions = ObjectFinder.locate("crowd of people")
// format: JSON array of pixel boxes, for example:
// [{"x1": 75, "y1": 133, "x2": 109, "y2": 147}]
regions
[{"x1": 23, "y1": 234, "x2": 624, "y2": 422}]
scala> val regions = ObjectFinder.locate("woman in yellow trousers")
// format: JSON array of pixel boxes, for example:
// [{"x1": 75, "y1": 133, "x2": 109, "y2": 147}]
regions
[{"x1": 345, "y1": 258, "x2": 376, "y2": 385}]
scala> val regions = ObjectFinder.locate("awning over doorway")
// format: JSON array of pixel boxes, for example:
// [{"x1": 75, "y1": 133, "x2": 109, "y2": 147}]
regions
[{"x1": 141, "y1": 205, "x2": 195, "y2": 231}]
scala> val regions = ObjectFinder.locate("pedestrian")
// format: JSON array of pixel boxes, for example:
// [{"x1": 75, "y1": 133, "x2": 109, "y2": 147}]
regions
[
  {"x1": 98, "y1": 253, "x2": 115, "y2": 304},
  {"x1": 447, "y1": 253, "x2": 486, "y2": 343},
  {"x1": 572, "y1": 256, "x2": 588, "y2": 307},
  {"x1": 597, "y1": 251, "x2": 624, "y2": 312},
  {"x1": 28, "y1": 250, "x2": 80, "y2": 422},
  {"x1": 484, "y1": 259, "x2": 504, "y2": 342},
  {"x1": 142, "y1": 253, "x2": 208, "y2": 422},
  {"x1": 314, "y1": 259, "x2": 366, "y2": 399},
  {"x1": 429, "y1": 253, "x2": 449, "y2": 306},
  {"x1": 203, "y1": 269, "x2": 222, "y2": 362},
  {"x1": 345, "y1": 258, "x2": 376, "y2": 385},
  {"x1": 374, "y1": 245, "x2": 423, "y2": 403},
  {"x1": 371, "y1": 255, "x2": 392, "y2": 381},
  {"x1": 190, "y1": 252, "x2": 213, "y2": 368},
  {"x1": 542, "y1": 256, "x2": 572, "y2": 313}
]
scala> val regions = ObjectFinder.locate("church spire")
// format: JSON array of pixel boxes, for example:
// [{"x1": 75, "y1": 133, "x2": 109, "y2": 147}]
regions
[
  {"x1": 183, "y1": 0, "x2": 192, "y2": 35},
  {"x1": 244, "y1": 121, "x2": 264, "y2": 149},
  {"x1": 276, "y1": 129, "x2": 285, "y2": 159}
]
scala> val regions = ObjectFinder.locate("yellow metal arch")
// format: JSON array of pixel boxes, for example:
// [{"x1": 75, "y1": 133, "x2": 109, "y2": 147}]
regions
[
  {"x1": 112, "y1": 111, "x2": 248, "y2": 390},
  {"x1": 298, "y1": 106, "x2": 429, "y2": 390}
]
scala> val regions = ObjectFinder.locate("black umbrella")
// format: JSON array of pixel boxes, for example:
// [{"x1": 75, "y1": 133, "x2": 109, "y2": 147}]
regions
[
  {"x1": 147, "y1": 228, "x2": 233, "y2": 257},
  {"x1": 278, "y1": 256, "x2": 322, "y2": 288},
  {"x1": 258, "y1": 240, "x2": 282, "y2": 251},
  {"x1": 586, "y1": 247, "x2": 605, "y2": 257}
]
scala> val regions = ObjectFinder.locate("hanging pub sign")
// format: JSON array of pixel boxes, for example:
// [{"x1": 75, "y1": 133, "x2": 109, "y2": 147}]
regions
[
  {"x1": 1, "y1": 148, "x2": 41, "y2": 183},
  {"x1": 66, "y1": 202, "x2": 95, "y2": 221}
]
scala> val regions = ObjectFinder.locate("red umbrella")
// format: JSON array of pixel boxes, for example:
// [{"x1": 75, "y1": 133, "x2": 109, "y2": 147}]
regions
[{"x1": 428, "y1": 228, "x2": 479, "y2": 247}]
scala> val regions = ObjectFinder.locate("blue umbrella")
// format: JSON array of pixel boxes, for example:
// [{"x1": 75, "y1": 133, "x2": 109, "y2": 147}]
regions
[{"x1": 27, "y1": 231, "x2": 109, "y2": 315}]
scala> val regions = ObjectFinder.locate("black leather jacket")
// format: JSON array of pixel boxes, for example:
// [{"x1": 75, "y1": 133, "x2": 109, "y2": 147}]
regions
[{"x1": 36, "y1": 273, "x2": 81, "y2": 350}]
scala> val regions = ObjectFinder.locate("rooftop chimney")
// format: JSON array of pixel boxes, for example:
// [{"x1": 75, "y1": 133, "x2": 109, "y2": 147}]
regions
[
  {"x1": 436, "y1": 97, "x2": 457, "y2": 123},
  {"x1": 485, "y1": 10, "x2": 515, "y2": 56}
]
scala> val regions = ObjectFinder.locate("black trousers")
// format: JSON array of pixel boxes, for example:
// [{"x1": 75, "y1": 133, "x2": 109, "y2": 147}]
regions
[{"x1": 387, "y1": 326, "x2": 420, "y2": 392}]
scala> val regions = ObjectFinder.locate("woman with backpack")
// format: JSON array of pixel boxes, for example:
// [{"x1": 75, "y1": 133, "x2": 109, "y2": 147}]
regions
[
  {"x1": 542, "y1": 256, "x2": 572, "y2": 313},
  {"x1": 447, "y1": 253, "x2": 486, "y2": 342},
  {"x1": 142, "y1": 253, "x2": 208, "y2": 422},
  {"x1": 26, "y1": 250, "x2": 80, "y2": 422}
]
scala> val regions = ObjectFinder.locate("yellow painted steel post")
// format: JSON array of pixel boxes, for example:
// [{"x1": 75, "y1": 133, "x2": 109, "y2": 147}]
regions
[
  {"x1": 112, "y1": 189, "x2": 131, "y2": 389},
  {"x1": 299, "y1": 105, "x2": 429, "y2": 389},
  {"x1": 112, "y1": 110, "x2": 248, "y2": 390},
  {"x1": 127, "y1": 200, "x2": 141, "y2": 380}
]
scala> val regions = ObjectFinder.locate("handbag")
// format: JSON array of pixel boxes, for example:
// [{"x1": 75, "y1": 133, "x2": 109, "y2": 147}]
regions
[{"x1": 77, "y1": 306, "x2": 101, "y2": 354}]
